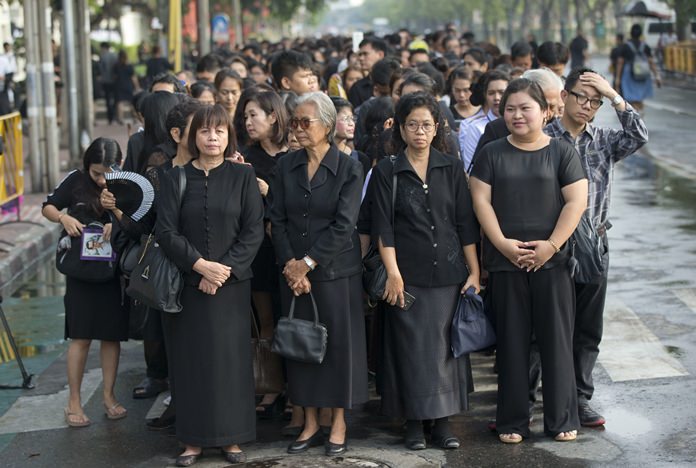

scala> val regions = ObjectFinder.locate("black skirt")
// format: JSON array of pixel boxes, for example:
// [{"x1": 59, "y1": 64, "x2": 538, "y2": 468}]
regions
[
  {"x1": 380, "y1": 284, "x2": 473, "y2": 420},
  {"x1": 280, "y1": 273, "x2": 369, "y2": 409},
  {"x1": 162, "y1": 280, "x2": 256, "y2": 447},
  {"x1": 64, "y1": 276, "x2": 128, "y2": 341}
]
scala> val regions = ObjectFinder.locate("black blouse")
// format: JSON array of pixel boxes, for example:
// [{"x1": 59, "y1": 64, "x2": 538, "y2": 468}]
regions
[
  {"x1": 470, "y1": 138, "x2": 587, "y2": 272},
  {"x1": 156, "y1": 160, "x2": 265, "y2": 286},
  {"x1": 43, "y1": 170, "x2": 110, "y2": 227},
  {"x1": 269, "y1": 144, "x2": 363, "y2": 282},
  {"x1": 371, "y1": 148, "x2": 480, "y2": 288}
]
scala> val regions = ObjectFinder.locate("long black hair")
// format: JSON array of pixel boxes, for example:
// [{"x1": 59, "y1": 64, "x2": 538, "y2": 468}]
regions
[
  {"x1": 138, "y1": 91, "x2": 185, "y2": 174},
  {"x1": 82, "y1": 137, "x2": 122, "y2": 214}
]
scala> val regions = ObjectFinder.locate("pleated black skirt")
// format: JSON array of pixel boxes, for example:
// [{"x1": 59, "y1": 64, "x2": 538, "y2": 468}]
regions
[
  {"x1": 162, "y1": 280, "x2": 256, "y2": 447},
  {"x1": 380, "y1": 284, "x2": 473, "y2": 420},
  {"x1": 64, "y1": 276, "x2": 128, "y2": 341},
  {"x1": 280, "y1": 273, "x2": 369, "y2": 409}
]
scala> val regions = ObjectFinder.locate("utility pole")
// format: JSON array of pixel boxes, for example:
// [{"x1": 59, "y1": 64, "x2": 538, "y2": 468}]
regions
[
  {"x1": 197, "y1": 1, "x2": 211, "y2": 55},
  {"x1": 232, "y1": 0, "x2": 243, "y2": 48},
  {"x1": 76, "y1": 0, "x2": 94, "y2": 147},
  {"x1": 62, "y1": 0, "x2": 80, "y2": 171},
  {"x1": 23, "y1": 0, "x2": 43, "y2": 191}
]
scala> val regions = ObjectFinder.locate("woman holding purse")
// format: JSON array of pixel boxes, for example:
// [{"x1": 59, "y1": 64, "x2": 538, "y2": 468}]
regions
[
  {"x1": 156, "y1": 104, "x2": 264, "y2": 466},
  {"x1": 42, "y1": 137, "x2": 129, "y2": 427},
  {"x1": 269, "y1": 92, "x2": 368, "y2": 457}
]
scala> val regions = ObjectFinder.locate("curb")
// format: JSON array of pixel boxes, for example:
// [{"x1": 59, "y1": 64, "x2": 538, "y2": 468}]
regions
[
  {"x1": 640, "y1": 145, "x2": 696, "y2": 180},
  {"x1": 0, "y1": 219, "x2": 61, "y2": 297}
]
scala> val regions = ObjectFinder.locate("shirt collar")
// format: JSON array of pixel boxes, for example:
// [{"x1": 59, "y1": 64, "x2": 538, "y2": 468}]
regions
[
  {"x1": 549, "y1": 117, "x2": 596, "y2": 140},
  {"x1": 289, "y1": 144, "x2": 340, "y2": 175},
  {"x1": 393, "y1": 147, "x2": 452, "y2": 174}
]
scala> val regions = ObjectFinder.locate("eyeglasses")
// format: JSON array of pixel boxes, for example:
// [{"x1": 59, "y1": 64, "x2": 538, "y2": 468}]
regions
[
  {"x1": 569, "y1": 90, "x2": 603, "y2": 110},
  {"x1": 290, "y1": 117, "x2": 319, "y2": 130},
  {"x1": 404, "y1": 121, "x2": 436, "y2": 133},
  {"x1": 337, "y1": 115, "x2": 357, "y2": 124}
]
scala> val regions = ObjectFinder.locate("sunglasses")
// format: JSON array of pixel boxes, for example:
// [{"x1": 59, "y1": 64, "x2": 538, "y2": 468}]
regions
[{"x1": 290, "y1": 117, "x2": 319, "y2": 130}]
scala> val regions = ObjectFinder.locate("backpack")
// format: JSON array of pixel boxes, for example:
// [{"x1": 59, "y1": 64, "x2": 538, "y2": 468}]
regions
[{"x1": 626, "y1": 41, "x2": 651, "y2": 82}]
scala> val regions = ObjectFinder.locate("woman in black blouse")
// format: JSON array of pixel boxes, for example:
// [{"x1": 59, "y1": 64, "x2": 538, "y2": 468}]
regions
[
  {"x1": 156, "y1": 105, "x2": 264, "y2": 466},
  {"x1": 233, "y1": 85, "x2": 289, "y2": 418},
  {"x1": 42, "y1": 138, "x2": 128, "y2": 427},
  {"x1": 370, "y1": 92, "x2": 481, "y2": 451},
  {"x1": 269, "y1": 92, "x2": 368, "y2": 457},
  {"x1": 470, "y1": 79, "x2": 588, "y2": 444}
]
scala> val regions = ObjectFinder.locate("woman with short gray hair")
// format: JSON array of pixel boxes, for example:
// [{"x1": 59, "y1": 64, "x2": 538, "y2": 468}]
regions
[{"x1": 269, "y1": 91, "x2": 368, "y2": 457}]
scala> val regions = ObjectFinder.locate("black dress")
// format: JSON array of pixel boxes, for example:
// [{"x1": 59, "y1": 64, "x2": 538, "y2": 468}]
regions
[
  {"x1": 43, "y1": 171, "x2": 128, "y2": 342},
  {"x1": 157, "y1": 161, "x2": 264, "y2": 447},
  {"x1": 370, "y1": 148, "x2": 480, "y2": 420},
  {"x1": 242, "y1": 144, "x2": 287, "y2": 293},
  {"x1": 269, "y1": 145, "x2": 368, "y2": 409}
]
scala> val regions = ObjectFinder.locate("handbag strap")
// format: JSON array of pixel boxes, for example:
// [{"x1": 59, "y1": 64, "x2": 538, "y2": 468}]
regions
[
  {"x1": 288, "y1": 291, "x2": 320, "y2": 325},
  {"x1": 251, "y1": 308, "x2": 261, "y2": 339},
  {"x1": 390, "y1": 155, "x2": 397, "y2": 227}
]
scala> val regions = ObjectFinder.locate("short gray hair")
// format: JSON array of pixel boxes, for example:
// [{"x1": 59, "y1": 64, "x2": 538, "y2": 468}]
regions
[
  {"x1": 521, "y1": 68, "x2": 563, "y2": 93},
  {"x1": 295, "y1": 92, "x2": 337, "y2": 143}
]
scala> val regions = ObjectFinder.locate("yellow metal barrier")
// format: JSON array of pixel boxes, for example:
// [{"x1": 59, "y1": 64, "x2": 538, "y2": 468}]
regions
[
  {"x1": 0, "y1": 112, "x2": 24, "y2": 208},
  {"x1": 663, "y1": 41, "x2": 696, "y2": 75}
]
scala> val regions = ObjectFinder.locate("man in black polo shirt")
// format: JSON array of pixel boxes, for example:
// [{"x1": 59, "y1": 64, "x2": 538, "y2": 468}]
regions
[{"x1": 348, "y1": 37, "x2": 388, "y2": 108}]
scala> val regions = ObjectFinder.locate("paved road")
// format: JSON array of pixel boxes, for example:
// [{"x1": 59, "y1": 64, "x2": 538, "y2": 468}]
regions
[{"x1": 0, "y1": 77, "x2": 695, "y2": 467}]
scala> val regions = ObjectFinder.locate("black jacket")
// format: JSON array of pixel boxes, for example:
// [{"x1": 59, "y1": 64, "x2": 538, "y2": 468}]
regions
[{"x1": 269, "y1": 144, "x2": 364, "y2": 282}]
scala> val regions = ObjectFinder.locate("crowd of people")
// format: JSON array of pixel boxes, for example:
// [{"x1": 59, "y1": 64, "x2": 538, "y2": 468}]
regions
[{"x1": 42, "y1": 24, "x2": 649, "y2": 466}]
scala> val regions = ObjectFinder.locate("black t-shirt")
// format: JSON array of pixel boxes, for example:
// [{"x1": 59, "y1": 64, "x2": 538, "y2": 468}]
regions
[
  {"x1": 618, "y1": 40, "x2": 652, "y2": 62},
  {"x1": 569, "y1": 36, "x2": 588, "y2": 67},
  {"x1": 470, "y1": 137, "x2": 586, "y2": 272}
]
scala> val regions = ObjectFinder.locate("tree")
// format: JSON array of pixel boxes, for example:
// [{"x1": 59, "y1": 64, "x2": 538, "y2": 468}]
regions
[{"x1": 665, "y1": 0, "x2": 696, "y2": 41}]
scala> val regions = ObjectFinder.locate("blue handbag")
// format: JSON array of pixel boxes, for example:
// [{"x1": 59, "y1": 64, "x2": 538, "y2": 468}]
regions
[{"x1": 451, "y1": 287, "x2": 496, "y2": 358}]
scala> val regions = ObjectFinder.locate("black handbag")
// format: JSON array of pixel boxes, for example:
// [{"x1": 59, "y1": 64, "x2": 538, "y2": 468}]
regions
[
  {"x1": 55, "y1": 221, "x2": 117, "y2": 283},
  {"x1": 362, "y1": 163, "x2": 397, "y2": 304},
  {"x1": 272, "y1": 292, "x2": 328, "y2": 364},
  {"x1": 569, "y1": 212, "x2": 608, "y2": 284},
  {"x1": 125, "y1": 167, "x2": 186, "y2": 313},
  {"x1": 119, "y1": 239, "x2": 142, "y2": 279},
  {"x1": 451, "y1": 287, "x2": 496, "y2": 357},
  {"x1": 251, "y1": 311, "x2": 284, "y2": 394}
]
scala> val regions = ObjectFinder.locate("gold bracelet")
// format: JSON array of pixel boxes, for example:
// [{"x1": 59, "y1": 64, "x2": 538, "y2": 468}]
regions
[{"x1": 547, "y1": 239, "x2": 560, "y2": 253}]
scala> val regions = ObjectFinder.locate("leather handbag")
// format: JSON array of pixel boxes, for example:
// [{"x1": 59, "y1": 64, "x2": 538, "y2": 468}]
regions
[
  {"x1": 55, "y1": 221, "x2": 117, "y2": 283},
  {"x1": 570, "y1": 212, "x2": 608, "y2": 284},
  {"x1": 451, "y1": 287, "x2": 496, "y2": 357},
  {"x1": 272, "y1": 292, "x2": 328, "y2": 364},
  {"x1": 362, "y1": 161, "x2": 397, "y2": 305},
  {"x1": 119, "y1": 239, "x2": 142, "y2": 279},
  {"x1": 125, "y1": 167, "x2": 186, "y2": 313},
  {"x1": 251, "y1": 311, "x2": 284, "y2": 394}
]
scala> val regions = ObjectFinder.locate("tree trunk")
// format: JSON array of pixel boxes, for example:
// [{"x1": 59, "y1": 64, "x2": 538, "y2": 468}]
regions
[
  {"x1": 520, "y1": 0, "x2": 534, "y2": 38},
  {"x1": 506, "y1": 0, "x2": 522, "y2": 50},
  {"x1": 540, "y1": 0, "x2": 555, "y2": 41},
  {"x1": 613, "y1": 0, "x2": 624, "y2": 34},
  {"x1": 574, "y1": 0, "x2": 583, "y2": 33}
]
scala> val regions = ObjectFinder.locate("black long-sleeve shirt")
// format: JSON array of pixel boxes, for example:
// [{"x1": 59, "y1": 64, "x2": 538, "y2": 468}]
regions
[
  {"x1": 156, "y1": 161, "x2": 264, "y2": 286},
  {"x1": 371, "y1": 148, "x2": 480, "y2": 287}
]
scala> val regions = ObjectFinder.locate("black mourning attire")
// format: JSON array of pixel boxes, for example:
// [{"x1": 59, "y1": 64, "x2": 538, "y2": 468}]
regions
[
  {"x1": 269, "y1": 145, "x2": 368, "y2": 409},
  {"x1": 470, "y1": 137, "x2": 586, "y2": 437},
  {"x1": 370, "y1": 148, "x2": 480, "y2": 419},
  {"x1": 348, "y1": 76, "x2": 373, "y2": 108},
  {"x1": 157, "y1": 161, "x2": 264, "y2": 447},
  {"x1": 44, "y1": 171, "x2": 128, "y2": 341}
]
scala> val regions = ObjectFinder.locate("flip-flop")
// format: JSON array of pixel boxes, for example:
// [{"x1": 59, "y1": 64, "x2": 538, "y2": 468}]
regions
[
  {"x1": 499, "y1": 433, "x2": 523, "y2": 444},
  {"x1": 64, "y1": 407, "x2": 90, "y2": 428},
  {"x1": 104, "y1": 402, "x2": 128, "y2": 420},
  {"x1": 554, "y1": 430, "x2": 577, "y2": 442}
]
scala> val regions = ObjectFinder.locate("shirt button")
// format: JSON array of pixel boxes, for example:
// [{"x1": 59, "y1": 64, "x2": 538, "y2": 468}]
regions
[
  {"x1": 302, "y1": 232, "x2": 307, "y2": 237},
  {"x1": 304, "y1": 194, "x2": 309, "y2": 198},
  {"x1": 430, "y1": 226, "x2": 435, "y2": 231},
  {"x1": 433, "y1": 243, "x2": 438, "y2": 248},
  {"x1": 426, "y1": 208, "x2": 431, "y2": 213},
  {"x1": 433, "y1": 261, "x2": 438, "y2": 266},
  {"x1": 424, "y1": 190, "x2": 429, "y2": 194},
  {"x1": 303, "y1": 213, "x2": 308, "y2": 217},
  {"x1": 423, "y1": 184, "x2": 428, "y2": 189}
]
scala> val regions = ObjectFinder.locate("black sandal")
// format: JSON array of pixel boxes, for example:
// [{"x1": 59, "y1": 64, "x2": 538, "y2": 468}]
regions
[{"x1": 431, "y1": 434, "x2": 460, "y2": 449}]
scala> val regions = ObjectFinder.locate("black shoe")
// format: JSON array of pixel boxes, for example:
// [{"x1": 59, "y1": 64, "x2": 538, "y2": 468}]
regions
[
  {"x1": 578, "y1": 402, "x2": 606, "y2": 427},
  {"x1": 405, "y1": 438, "x2": 426, "y2": 450},
  {"x1": 175, "y1": 452, "x2": 200, "y2": 467},
  {"x1": 221, "y1": 449, "x2": 246, "y2": 464},
  {"x1": 256, "y1": 394, "x2": 286, "y2": 419},
  {"x1": 132, "y1": 377, "x2": 168, "y2": 399},
  {"x1": 287, "y1": 430, "x2": 324, "y2": 454},
  {"x1": 325, "y1": 440, "x2": 347, "y2": 456},
  {"x1": 431, "y1": 434, "x2": 460, "y2": 449},
  {"x1": 147, "y1": 415, "x2": 175, "y2": 431}
]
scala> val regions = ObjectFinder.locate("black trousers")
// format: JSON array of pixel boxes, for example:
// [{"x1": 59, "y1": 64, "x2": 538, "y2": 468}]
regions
[
  {"x1": 144, "y1": 308, "x2": 168, "y2": 380},
  {"x1": 491, "y1": 267, "x2": 579, "y2": 437},
  {"x1": 102, "y1": 82, "x2": 117, "y2": 123}
]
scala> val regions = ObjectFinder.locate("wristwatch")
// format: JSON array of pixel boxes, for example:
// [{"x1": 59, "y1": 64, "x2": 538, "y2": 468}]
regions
[
  {"x1": 303, "y1": 256, "x2": 316, "y2": 271},
  {"x1": 611, "y1": 94, "x2": 625, "y2": 107}
]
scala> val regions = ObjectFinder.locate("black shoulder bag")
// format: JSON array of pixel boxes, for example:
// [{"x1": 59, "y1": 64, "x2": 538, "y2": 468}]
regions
[
  {"x1": 362, "y1": 157, "x2": 397, "y2": 305},
  {"x1": 55, "y1": 221, "x2": 117, "y2": 283},
  {"x1": 126, "y1": 167, "x2": 186, "y2": 313}
]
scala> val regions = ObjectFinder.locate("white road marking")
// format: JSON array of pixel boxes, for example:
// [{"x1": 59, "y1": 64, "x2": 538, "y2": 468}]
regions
[
  {"x1": 0, "y1": 368, "x2": 102, "y2": 434},
  {"x1": 599, "y1": 302, "x2": 688, "y2": 382}
]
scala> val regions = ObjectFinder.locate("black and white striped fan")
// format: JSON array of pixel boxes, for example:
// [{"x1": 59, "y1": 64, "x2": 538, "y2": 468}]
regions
[{"x1": 105, "y1": 171, "x2": 155, "y2": 221}]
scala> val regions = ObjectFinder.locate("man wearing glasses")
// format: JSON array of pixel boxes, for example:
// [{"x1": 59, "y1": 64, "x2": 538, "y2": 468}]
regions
[{"x1": 545, "y1": 67, "x2": 648, "y2": 428}]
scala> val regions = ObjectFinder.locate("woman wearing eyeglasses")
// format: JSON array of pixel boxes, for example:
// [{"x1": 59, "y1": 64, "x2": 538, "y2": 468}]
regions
[
  {"x1": 268, "y1": 92, "x2": 368, "y2": 457},
  {"x1": 369, "y1": 92, "x2": 481, "y2": 451},
  {"x1": 470, "y1": 79, "x2": 587, "y2": 444}
]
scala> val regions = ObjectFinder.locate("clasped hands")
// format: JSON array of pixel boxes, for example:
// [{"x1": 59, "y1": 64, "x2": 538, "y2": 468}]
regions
[
  {"x1": 500, "y1": 238, "x2": 556, "y2": 272},
  {"x1": 283, "y1": 259, "x2": 311, "y2": 296},
  {"x1": 194, "y1": 259, "x2": 231, "y2": 295}
]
